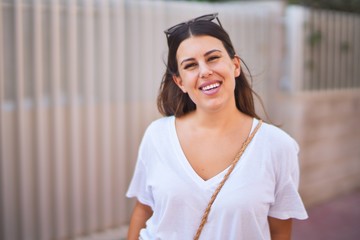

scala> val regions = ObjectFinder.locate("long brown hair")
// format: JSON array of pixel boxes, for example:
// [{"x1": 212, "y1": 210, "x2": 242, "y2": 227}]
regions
[{"x1": 157, "y1": 19, "x2": 261, "y2": 119}]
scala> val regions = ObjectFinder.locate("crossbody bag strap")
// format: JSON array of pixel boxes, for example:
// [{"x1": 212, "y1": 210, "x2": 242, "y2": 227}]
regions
[{"x1": 193, "y1": 119, "x2": 263, "y2": 240}]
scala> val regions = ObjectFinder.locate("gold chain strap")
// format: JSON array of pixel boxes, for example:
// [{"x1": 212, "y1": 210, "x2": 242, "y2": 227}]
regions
[{"x1": 193, "y1": 120, "x2": 263, "y2": 240}]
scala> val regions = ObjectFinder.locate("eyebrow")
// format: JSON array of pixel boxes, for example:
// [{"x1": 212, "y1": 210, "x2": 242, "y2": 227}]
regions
[{"x1": 180, "y1": 49, "x2": 222, "y2": 66}]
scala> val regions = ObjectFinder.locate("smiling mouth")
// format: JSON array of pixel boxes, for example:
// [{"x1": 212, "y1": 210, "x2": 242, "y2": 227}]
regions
[{"x1": 200, "y1": 82, "x2": 221, "y2": 91}]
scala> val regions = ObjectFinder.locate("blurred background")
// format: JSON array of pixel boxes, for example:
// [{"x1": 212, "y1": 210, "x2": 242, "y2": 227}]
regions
[{"x1": 0, "y1": 0, "x2": 359, "y2": 239}]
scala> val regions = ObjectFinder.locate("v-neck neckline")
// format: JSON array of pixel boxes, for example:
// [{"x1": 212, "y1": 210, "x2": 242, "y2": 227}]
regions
[{"x1": 169, "y1": 116, "x2": 258, "y2": 188}]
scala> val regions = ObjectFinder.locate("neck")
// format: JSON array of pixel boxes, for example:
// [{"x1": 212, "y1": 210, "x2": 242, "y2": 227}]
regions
[{"x1": 191, "y1": 105, "x2": 248, "y2": 131}]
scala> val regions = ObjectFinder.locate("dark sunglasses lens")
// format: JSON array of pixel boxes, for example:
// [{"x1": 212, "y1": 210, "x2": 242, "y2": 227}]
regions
[
  {"x1": 165, "y1": 13, "x2": 219, "y2": 37},
  {"x1": 165, "y1": 23, "x2": 184, "y2": 35},
  {"x1": 195, "y1": 14, "x2": 216, "y2": 22}
]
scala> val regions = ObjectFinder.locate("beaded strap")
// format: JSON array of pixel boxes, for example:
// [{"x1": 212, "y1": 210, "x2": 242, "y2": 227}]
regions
[{"x1": 193, "y1": 120, "x2": 263, "y2": 240}]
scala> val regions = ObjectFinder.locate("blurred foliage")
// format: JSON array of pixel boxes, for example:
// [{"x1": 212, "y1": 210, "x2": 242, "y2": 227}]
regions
[
  {"x1": 183, "y1": 0, "x2": 360, "y2": 14},
  {"x1": 307, "y1": 30, "x2": 322, "y2": 48},
  {"x1": 183, "y1": 0, "x2": 236, "y2": 2},
  {"x1": 288, "y1": 0, "x2": 360, "y2": 13}
]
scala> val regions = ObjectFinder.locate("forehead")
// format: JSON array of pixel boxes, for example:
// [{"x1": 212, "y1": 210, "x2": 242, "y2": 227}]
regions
[{"x1": 176, "y1": 35, "x2": 225, "y2": 58}]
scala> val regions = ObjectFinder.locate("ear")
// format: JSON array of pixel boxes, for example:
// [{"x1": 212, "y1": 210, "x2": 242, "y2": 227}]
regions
[
  {"x1": 173, "y1": 75, "x2": 187, "y2": 93},
  {"x1": 233, "y1": 55, "x2": 241, "y2": 77}
]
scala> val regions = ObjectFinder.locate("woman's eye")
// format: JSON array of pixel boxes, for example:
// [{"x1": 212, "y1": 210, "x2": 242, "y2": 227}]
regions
[
  {"x1": 208, "y1": 56, "x2": 220, "y2": 62},
  {"x1": 184, "y1": 63, "x2": 197, "y2": 70}
]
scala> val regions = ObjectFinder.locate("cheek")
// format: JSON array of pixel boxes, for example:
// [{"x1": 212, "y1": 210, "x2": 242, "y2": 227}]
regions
[
  {"x1": 179, "y1": 72, "x2": 198, "y2": 87},
  {"x1": 214, "y1": 61, "x2": 232, "y2": 72}
]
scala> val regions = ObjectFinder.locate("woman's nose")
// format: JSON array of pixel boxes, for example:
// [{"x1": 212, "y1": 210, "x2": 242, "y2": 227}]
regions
[{"x1": 199, "y1": 63, "x2": 213, "y2": 78}]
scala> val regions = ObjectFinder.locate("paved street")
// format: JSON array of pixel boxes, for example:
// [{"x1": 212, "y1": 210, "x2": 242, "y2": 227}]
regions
[{"x1": 292, "y1": 190, "x2": 360, "y2": 240}]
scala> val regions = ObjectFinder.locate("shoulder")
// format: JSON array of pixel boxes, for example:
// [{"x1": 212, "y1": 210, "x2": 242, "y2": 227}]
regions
[
  {"x1": 255, "y1": 121, "x2": 300, "y2": 175},
  {"x1": 144, "y1": 116, "x2": 174, "y2": 135},
  {"x1": 140, "y1": 116, "x2": 175, "y2": 146},
  {"x1": 138, "y1": 116, "x2": 175, "y2": 162},
  {"x1": 258, "y1": 121, "x2": 299, "y2": 152}
]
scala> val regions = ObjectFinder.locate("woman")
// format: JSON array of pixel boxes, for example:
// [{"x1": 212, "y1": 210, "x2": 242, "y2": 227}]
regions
[{"x1": 126, "y1": 13, "x2": 308, "y2": 240}]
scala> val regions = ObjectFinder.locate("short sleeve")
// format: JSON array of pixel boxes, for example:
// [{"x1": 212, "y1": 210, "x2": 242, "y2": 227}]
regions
[
  {"x1": 268, "y1": 139, "x2": 308, "y2": 220},
  {"x1": 126, "y1": 137, "x2": 154, "y2": 209}
]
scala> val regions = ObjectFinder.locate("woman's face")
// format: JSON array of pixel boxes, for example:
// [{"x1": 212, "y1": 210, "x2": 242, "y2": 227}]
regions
[{"x1": 173, "y1": 35, "x2": 240, "y2": 113}]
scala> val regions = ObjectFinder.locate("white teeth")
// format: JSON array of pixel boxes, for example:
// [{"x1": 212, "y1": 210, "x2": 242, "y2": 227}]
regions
[{"x1": 202, "y1": 83, "x2": 220, "y2": 91}]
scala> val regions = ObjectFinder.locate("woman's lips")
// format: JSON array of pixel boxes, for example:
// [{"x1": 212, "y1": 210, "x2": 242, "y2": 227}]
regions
[{"x1": 199, "y1": 81, "x2": 222, "y2": 95}]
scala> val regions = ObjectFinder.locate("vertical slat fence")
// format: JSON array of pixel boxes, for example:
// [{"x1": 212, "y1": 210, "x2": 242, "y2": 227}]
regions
[{"x1": 0, "y1": 1, "x2": 287, "y2": 239}]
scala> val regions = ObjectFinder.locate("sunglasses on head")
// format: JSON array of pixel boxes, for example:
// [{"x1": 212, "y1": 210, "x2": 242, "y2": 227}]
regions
[{"x1": 164, "y1": 13, "x2": 223, "y2": 39}]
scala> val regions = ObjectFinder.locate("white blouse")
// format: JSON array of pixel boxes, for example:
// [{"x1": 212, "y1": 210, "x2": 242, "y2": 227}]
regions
[{"x1": 127, "y1": 116, "x2": 308, "y2": 240}]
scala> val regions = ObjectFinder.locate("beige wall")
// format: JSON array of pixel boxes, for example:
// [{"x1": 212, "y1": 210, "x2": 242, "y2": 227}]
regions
[{"x1": 271, "y1": 90, "x2": 360, "y2": 207}]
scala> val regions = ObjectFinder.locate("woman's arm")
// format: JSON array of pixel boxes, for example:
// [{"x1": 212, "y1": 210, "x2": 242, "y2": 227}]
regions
[
  {"x1": 268, "y1": 217, "x2": 292, "y2": 240},
  {"x1": 127, "y1": 200, "x2": 153, "y2": 240}
]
